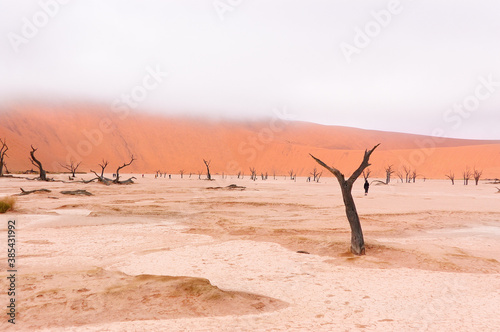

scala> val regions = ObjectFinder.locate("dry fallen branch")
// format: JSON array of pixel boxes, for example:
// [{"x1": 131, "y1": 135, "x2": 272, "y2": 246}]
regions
[
  {"x1": 60, "y1": 190, "x2": 93, "y2": 196},
  {"x1": 206, "y1": 184, "x2": 246, "y2": 191},
  {"x1": 15, "y1": 188, "x2": 52, "y2": 196}
]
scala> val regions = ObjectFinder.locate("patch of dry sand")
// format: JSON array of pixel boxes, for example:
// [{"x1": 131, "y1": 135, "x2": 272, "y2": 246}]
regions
[{"x1": 0, "y1": 174, "x2": 499, "y2": 331}]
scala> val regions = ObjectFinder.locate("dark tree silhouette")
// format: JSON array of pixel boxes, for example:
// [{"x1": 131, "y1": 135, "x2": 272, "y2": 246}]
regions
[
  {"x1": 114, "y1": 155, "x2": 136, "y2": 183},
  {"x1": 0, "y1": 138, "x2": 8, "y2": 177},
  {"x1": 385, "y1": 165, "x2": 394, "y2": 184},
  {"x1": 180, "y1": 170, "x2": 184, "y2": 179},
  {"x1": 411, "y1": 170, "x2": 417, "y2": 183},
  {"x1": 473, "y1": 168, "x2": 482, "y2": 185},
  {"x1": 402, "y1": 165, "x2": 411, "y2": 183},
  {"x1": 310, "y1": 143, "x2": 380, "y2": 255},
  {"x1": 29, "y1": 145, "x2": 48, "y2": 181},
  {"x1": 310, "y1": 168, "x2": 321, "y2": 182},
  {"x1": 463, "y1": 168, "x2": 472, "y2": 185},
  {"x1": 203, "y1": 159, "x2": 212, "y2": 180},
  {"x1": 249, "y1": 167, "x2": 257, "y2": 181},
  {"x1": 396, "y1": 171, "x2": 404, "y2": 183},
  {"x1": 60, "y1": 160, "x2": 81, "y2": 178},
  {"x1": 288, "y1": 169, "x2": 294, "y2": 181},
  {"x1": 445, "y1": 171, "x2": 455, "y2": 185}
]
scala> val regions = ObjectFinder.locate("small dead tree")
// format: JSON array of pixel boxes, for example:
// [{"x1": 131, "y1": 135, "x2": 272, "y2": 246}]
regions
[
  {"x1": 203, "y1": 159, "x2": 212, "y2": 180},
  {"x1": 29, "y1": 145, "x2": 48, "y2": 181},
  {"x1": 288, "y1": 169, "x2": 294, "y2": 181},
  {"x1": 180, "y1": 170, "x2": 184, "y2": 179},
  {"x1": 310, "y1": 168, "x2": 321, "y2": 182},
  {"x1": 396, "y1": 171, "x2": 404, "y2": 183},
  {"x1": 402, "y1": 165, "x2": 411, "y2": 183},
  {"x1": 310, "y1": 143, "x2": 380, "y2": 255},
  {"x1": 445, "y1": 171, "x2": 455, "y2": 185},
  {"x1": 249, "y1": 167, "x2": 257, "y2": 181},
  {"x1": 473, "y1": 168, "x2": 482, "y2": 185},
  {"x1": 114, "y1": 155, "x2": 136, "y2": 183},
  {"x1": 385, "y1": 165, "x2": 394, "y2": 184},
  {"x1": 60, "y1": 160, "x2": 81, "y2": 178},
  {"x1": 237, "y1": 171, "x2": 241, "y2": 179},
  {"x1": 0, "y1": 138, "x2": 8, "y2": 177},
  {"x1": 411, "y1": 170, "x2": 417, "y2": 183},
  {"x1": 463, "y1": 168, "x2": 472, "y2": 185},
  {"x1": 198, "y1": 170, "x2": 202, "y2": 179},
  {"x1": 316, "y1": 171, "x2": 322, "y2": 183}
]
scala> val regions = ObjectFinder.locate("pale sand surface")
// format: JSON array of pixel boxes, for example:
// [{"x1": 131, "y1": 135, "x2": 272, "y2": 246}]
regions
[{"x1": 1, "y1": 174, "x2": 500, "y2": 331}]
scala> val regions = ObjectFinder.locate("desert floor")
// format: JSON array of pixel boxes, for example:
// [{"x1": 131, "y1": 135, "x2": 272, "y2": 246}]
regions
[{"x1": 1, "y1": 174, "x2": 499, "y2": 331}]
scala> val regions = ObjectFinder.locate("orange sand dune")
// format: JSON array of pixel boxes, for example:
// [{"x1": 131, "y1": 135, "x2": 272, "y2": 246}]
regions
[{"x1": 0, "y1": 104, "x2": 499, "y2": 178}]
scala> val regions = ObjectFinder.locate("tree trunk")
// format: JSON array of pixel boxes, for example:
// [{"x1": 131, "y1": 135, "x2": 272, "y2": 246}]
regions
[
  {"x1": 341, "y1": 183, "x2": 365, "y2": 255},
  {"x1": 0, "y1": 160, "x2": 4, "y2": 177},
  {"x1": 29, "y1": 146, "x2": 47, "y2": 181}
]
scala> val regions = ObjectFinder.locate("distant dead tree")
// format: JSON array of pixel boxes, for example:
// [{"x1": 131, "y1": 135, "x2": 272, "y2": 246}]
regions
[
  {"x1": 411, "y1": 170, "x2": 417, "y2": 183},
  {"x1": 237, "y1": 171, "x2": 242, "y2": 179},
  {"x1": 445, "y1": 171, "x2": 455, "y2": 185},
  {"x1": 288, "y1": 169, "x2": 295, "y2": 181},
  {"x1": 197, "y1": 170, "x2": 202, "y2": 179},
  {"x1": 396, "y1": 171, "x2": 404, "y2": 183},
  {"x1": 203, "y1": 159, "x2": 212, "y2": 180},
  {"x1": 60, "y1": 160, "x2": 81, "y2": 178},
  {"x1": 249, "y1": 167, "x2": 257, "y2": 181},
  {"x1": 180, "y1": 170, "x2": 184, "y2": 179},
  {"x1": 273, "y1": 171, "x2": 276, "y2": 180},
  {"x1": 384, "y1": 165, "x2": 395, "y2": 184},
  {"x1": 0, "y1": 138, "x2": 8, "y2": 177},
  {"x1": 90, "y1": 160, "x2": 112, "y2": 184},
  {"x1": 473, "y1": 168, "x2": 482, "y2": 185},
  {"x1": 310, "y1": 168, "x2": 321, "y2": 182},
  {"x1": 402, "y1": 165, "x2": 411, "y2": 183},
  {"x1": 29, "y1": 145, "x2": 48, "y2": 181},
  {"x1": 316, "y1": 171, "x2": 322, "y2": 183},
  {"x1": 113, "y1": 155, "x2": 136, "y2": 184},
  {"x1": 463, "y1": 168, "x2": 472, "y2": 185},
  {"x1": 310, "y1": 143, "x2": 380, "y2": 255}
]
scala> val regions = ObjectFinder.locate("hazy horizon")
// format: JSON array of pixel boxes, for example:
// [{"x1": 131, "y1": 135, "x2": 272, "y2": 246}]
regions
[{"x1": 1, "y1": 0, "x2": 499, "y2": 140}]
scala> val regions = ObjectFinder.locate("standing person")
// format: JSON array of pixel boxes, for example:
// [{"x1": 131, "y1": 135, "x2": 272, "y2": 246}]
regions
[{"x1": 364, "y1": 180, "x2": 370, "y2": 196}]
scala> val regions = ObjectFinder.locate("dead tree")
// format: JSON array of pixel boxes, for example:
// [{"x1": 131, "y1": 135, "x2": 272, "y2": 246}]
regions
[
  {"x1": 463, "y1": 168, "x2": 472, "y2": 185},
  {"x1": 99, "y1": 160, "x2": 109, "y2": 178},
  {"x1": 90, "y1": 160, "x2": 112, "y2": 184},
  {"x1": 203, "y1": 159, "x2": 212, "y2": 180},
  {"x1": 114, "y1": 155, "x2": 136, "y2": 183},
  {"x1": 310, "y1": 143, "x2": 380, "y2": 255},
  {"x1": 237, "y1": 171, "x2": 241, "y2": 179},
  {"x1": 473, "y1": 168, "x2": 482, "y2": 185},
  {"x1": 396, "y1": 171, "x2": 404, "y2": 183},
  {"x1": 29, "y1": 145, "x2": 48, "y2": 181},
  {"x1": 180, "y1": 170, "x2": 184, "y2": 179},
  {"x1": 249, "y1": 167, "x2": 257, "y2": 181},
  {"x1": 60, "y1": 160, "x2": 82, "y2": 178},
  {"x1": 316, "y1": 171, "x2": 322, "y2": 183},
  {"x1": 288, "y1": 169, "x2": 294, "y2": 181},
  {"x1": 310, "y1": 168, "x2": 321, "y2": 182},
  {"x1": 198, "y1": 171, "x2": 202, "y2": 179},
  {"x1": 411, "y1": 170, "x2": 417, "y2": 183},
  {"x1": 402, "y1": 165, "x2": 411, "y2": 183},
  {"x1": 445, "y1": 172, "x2": 455, "y2": 185},
  {"x1": 0, "y1": 138, "x2": 8, "y2": 177},
  {"x1": 385, "y1": 165, "x2": 394, "y2": 184}
]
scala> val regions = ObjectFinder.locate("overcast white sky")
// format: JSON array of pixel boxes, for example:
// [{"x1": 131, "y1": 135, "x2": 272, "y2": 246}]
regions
[{"x1": 1, "y1": 0, "x2": 499, "y2": 139}]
